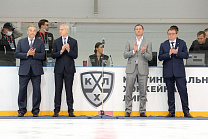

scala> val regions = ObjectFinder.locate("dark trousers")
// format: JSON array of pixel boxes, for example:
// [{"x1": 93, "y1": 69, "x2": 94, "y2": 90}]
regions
[
  {"x1": 165, "y1": 76, "x2": 189, "y2": 114},
  {"x1": 18, "y1": 68, "x2": 41, "y2": 114},
  {"x1": 54, "y1": 70, "x2": 74, "y2": 113}
]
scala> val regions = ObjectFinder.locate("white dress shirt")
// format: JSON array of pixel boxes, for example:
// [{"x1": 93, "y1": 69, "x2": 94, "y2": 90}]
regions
[
  {"x1": 133, "y1": 36, "x2": 143, "y2": 54},
  {"x1": 169, "y1": 39, "x2": 176, "y2": 48},
  {"x1": 60, "y1": 36, "x2": 69, "y2": 54},
  {"x1": 28, "y1": 37, "x2": 35, "y2": 47},
  {"x1": 62, "y1": 36, "x2": 68, "y2": 45}
]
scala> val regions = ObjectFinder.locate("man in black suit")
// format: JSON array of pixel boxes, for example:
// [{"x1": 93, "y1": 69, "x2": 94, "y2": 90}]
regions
[
  {"x1": 52, "y1": 24, "x2": 78, "y2": 117},
  {"x1": 15, "y1": 25, "x2": 45, "y2": 117}
]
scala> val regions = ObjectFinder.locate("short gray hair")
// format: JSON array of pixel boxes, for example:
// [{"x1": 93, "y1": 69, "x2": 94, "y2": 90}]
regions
[
  {"x1": 60, "y1": 24, "x2": 69, "y2": 30},
  {"x1": 27, "y1": 25, "x2": 36, "y2": 30}
]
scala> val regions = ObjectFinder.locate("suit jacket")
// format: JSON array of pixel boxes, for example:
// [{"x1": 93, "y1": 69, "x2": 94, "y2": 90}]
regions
[
  {"x1": 158, "y1": 38, "x2": 189, "y2": 78},
  {"x1": 52, "y1": 36, "x2": 78, "y2": 74},
  {"x1": 15, "y1": 37, "x2": 45, "y2": 75},
  {"x1": 124, "y1": 37, "x2": 152, "y2": 75}
]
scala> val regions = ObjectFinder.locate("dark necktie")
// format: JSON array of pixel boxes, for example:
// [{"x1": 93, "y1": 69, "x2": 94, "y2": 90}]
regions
[{"x1": 171, "y1": 42, "x2": 174, "y2": 48}]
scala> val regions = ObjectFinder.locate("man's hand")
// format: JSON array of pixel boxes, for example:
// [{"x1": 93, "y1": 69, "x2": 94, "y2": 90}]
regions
[
  {"x1": 27, "y1": 48, "x2": 33, "y2": 56},
  {"x1": 27, "y1": 48, "x2": 36, "y2": 56},
  {"x1": 141, "y1": 45, "x2": 146, "y2": 54},
  {"x1": 169, "y1": 47, "x2": 174, "y2": 56},
  {"x1": 65, "y1": 43, "x2": 70, "y2": 52},
  {"x1": 172, "y1": 47, "x2": 179, "y2": 55},
  {"x1": 134, "y1": 41, "x2": 138, "y2": 52},
  {"x1": 61, "y1": 45, "x2": 66, "y2": 54},
  {"x1": 31, "y1": 48, "x2": 36, "y2": 56}
]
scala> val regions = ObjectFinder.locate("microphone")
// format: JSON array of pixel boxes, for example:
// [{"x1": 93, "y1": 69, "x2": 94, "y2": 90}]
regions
[
  {"x1": 110, "y1": 55, "x2": 113, "y2": 67},
  {"x1": 101, "y1": 55, "x2": 107, "y2": 65},
  {"x1": 102, "y1": 38, "x2": 105, "y2": 48}
]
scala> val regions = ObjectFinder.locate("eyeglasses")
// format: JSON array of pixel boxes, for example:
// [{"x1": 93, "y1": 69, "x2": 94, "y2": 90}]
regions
[
  {"x1": 168, "y1": 33, "x2": 176, "y2": 36},
  {"x1": 197, "y1": 38, "x2": 205, "y2": 40},
  {"x1": 44, "y1": 24, "x2": 49, "y2": 26}
]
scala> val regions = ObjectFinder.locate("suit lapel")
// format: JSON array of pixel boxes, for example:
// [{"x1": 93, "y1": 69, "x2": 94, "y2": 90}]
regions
[
  {"x1": 138, "y1": 37, "x2": 146, "y2": 52},
  {"x1": 175, "y1": 38, "x2": 179, "y2": 49},
  {"x1": 25, "y1": 38, "x2": 30, "y2": 50},
  {"x1": 166, "y1": 40, "x2": 171, "y2": 50},
  {"x1": 58, "y1": 37, "x2": 63, "y2": 50},
  {"x1": 33, "y1": 38, "x2": 38, "y2": 49},
  {"x1": 67, "y1": 36, "x2": 71, "y2": 46},
  {"x1": 131, "y1": 38, "x2": 136, "y2": 51}
]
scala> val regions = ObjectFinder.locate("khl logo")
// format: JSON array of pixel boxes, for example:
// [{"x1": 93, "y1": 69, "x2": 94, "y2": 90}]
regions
[{"x1": 80, "y1": 71, "x2": 114, "y2": 107}]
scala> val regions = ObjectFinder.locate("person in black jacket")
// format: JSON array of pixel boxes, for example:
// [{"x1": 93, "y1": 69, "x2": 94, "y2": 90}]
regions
[
  {"x1": 36, "y1": 19, "x2": 54, "y2": 66},
  {"x1": 189, "y1": 31, "x2": 208, "y2": 65},
  {"x1": 0, "y1": 22, "x2": 23, "y2": 66},
  {"x1": 204, "y1": 28, "x2": 208, "y2": 38},
  {"x1": 88, "y1": 42, "x2": 110, "y2": 66}
]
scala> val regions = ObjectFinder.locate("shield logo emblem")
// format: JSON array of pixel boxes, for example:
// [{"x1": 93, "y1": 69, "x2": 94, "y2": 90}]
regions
[{"x1": 80, "y1": 71, "x2": 114, "y2": 107}]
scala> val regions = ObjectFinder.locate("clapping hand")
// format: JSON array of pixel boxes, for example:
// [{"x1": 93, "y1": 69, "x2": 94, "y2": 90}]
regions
[
  {"x1": 61, "y1": 43, "x2": 70, "y2": 53},
  {"x1": 134, "y1": 41, "x2": 138, "y2": 52},
  {"x1": 172, "y1": 47, "x2": 178, "y2": 55},
  {"x1": 169, "y1": 47, "x2": 174, "y2": 56},
  {"x1": 141, "y1": 45, "x2": 146, "y2": 54},
  {"x1": 27, "y1": 48, "x2": 36, "y2": 56}
]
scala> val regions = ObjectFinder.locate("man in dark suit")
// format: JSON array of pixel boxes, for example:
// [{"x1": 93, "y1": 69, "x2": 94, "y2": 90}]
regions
[
  {"x1": 52, "y1": 24, "x2": 78, "y2": 117},
  {"x1": 158, "y1": 26, "x2": 193, "y2": 118},
  {"x1": 15, "y1": 25, "x2": 45, "y2": 117}
]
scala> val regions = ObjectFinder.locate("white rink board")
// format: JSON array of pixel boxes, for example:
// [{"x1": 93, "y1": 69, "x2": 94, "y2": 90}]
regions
[{"x1": 0, "y1": 66, "x2": 208, "y2": 112}]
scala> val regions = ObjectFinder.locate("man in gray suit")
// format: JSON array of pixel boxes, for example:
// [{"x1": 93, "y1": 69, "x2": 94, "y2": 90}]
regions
[{"x1": 124, "y1": 24, "x2": 152, "y2": 117}]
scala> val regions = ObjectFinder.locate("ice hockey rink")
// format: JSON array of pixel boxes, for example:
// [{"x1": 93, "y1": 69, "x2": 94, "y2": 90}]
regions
[
  {"x1": 0, "y1": 117, "x2": 208, "y2": 139},
  {"x1": 1, "y1": 0, "x2": 208, "y2": 138}
]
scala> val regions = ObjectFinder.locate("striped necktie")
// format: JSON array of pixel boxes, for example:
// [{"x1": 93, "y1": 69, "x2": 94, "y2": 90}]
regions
[
  {"x1": 64, "y1": 38, "x2": 66, "y2": 44},
  {"x1": 30, "y1": 39, "x2": 33, "y2": 48}
]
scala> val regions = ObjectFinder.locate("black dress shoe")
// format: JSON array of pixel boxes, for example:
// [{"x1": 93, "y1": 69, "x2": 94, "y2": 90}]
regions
[
  {"x1": 69, "y1": 112, "x2": 76, "y2": 117},
  {"x1": 184, "y1": 113, "x2": 193, "y2": 118},
  {"x1": 166, "y1": 113, "x2": 175, "y2": 117},
  {"x1": 140, "y1": 113, "x2": 147, "y2": 117},
  {"x1": 33, "y1": 113, "x2": 39, "y2": 117},
  {"x1": 52, "y1": 112, "x2": 59, "y2": 117},
  {"x1": 125, "y1": 112, "x2": 130, "y2": 117},
  {"x1": 18, "y1": 113, "x2": 24, "y2": 117}
]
